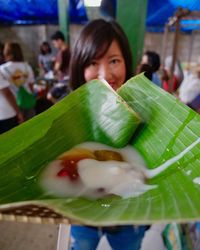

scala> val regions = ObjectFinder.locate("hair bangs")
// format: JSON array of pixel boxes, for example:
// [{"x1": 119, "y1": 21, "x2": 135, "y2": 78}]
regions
[{"x1": 83, "y1": 28, "x2": 114, "y2": 67}]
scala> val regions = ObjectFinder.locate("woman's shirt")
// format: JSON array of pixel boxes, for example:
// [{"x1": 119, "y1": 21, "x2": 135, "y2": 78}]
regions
[
  {"x1": 0, "y1": 61, "x2": 34, "y2": 96},
  {"x1": 0, "y1": 61, "x2": 35, "y2": 119},
  {"x1": 38, "y1": 53, "x2": 54, "y2": 73},
  {"x1": 0, "y1": 73, "x2": 16, "y2": 120}
]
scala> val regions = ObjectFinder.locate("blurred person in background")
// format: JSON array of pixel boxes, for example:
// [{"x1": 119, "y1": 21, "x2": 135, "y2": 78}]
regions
[
  {"x1": 141, "y1": 51, "x2": 161, "y2": 87},
  {"x1": 0, "y1": 72, "x2": 23, "y2": 134},
  {"x1": 162, "y1": 55, "x2": 184, "y2": 93},
  {"x1": 179, "y1": 65, "x2": 200, "y2": 113},
  {"x1": 136, "y1": 63, "x2": 153, "y2": 81},
  {"x1": 47, "y1": 31, "x2": 71, "y2": 104},
  {"x1": 38, "y1": 41, "x2": 55, "y2": 77},
  {"x1": 51, "y1": 31, "x2": 70, "y2": 81},
  {"x1": 0, "y1": 42, "x2": 35, "y2": 121}
]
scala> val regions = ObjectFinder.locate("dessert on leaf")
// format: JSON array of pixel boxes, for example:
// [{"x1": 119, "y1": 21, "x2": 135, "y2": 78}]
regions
[{"x1": 0, "y1": 74, "x2": 200, "y2": 225}]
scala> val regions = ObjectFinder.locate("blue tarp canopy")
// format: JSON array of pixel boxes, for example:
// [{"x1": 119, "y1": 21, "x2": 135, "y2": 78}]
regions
[
  {"x1": 146, "y1": 0, "x2": 200, "y2": 32},
  {"x1": 0, "y1": 0, "x2": 58, "y2": 24},
  {"x1": 0, "y1": 0, "x2": 199, "y2": 32},
  {"x1": 0, "y1": 0, "x2": 88, "y2": 25}
]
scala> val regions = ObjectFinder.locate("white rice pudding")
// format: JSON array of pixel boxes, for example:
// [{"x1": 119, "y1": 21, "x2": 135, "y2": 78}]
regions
[{"x1": 40, "y1": 142, "x2": 155, "y2": 199}]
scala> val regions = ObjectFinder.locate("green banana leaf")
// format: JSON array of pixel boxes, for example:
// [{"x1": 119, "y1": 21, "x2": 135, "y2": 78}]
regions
[
  {"x1": 0, "y1": 79, "x2": 140, "y2": 224},
  {"x1": 1, "y1": 74, "x2": 200, "y2": 226},
  {"x1": 117, "y1": 74, "x2": 200, "y2": 224}
]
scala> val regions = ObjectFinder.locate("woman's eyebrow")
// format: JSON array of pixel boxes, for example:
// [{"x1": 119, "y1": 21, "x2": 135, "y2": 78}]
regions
[{"x1": 108, "y1": 54, "x2": 123, "y2": 59}]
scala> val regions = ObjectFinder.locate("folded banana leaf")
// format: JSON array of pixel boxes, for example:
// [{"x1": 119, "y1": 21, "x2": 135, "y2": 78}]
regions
[
  {"x1": 117, "y1": 74, "x2": 200, "y2": 224},
  {"x1": 0, "y1": 79, "x2": 140, "y2": 224},
  {"x1": 1, "y1": 75, "x2": 200, "y2": 226}
]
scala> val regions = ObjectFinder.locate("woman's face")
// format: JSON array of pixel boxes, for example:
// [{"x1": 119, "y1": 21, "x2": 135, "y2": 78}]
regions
[
  {"x1": 84, "y1": 40, "x2": 126, "y2": 90},
  {"x1": 42, "y1": 44, "x2": 49, "y2": 52},
  {"x1": 141, "y1": 54, "x2": 148, "y2": 64}
]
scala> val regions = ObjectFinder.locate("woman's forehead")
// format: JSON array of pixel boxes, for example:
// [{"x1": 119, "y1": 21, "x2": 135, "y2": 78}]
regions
[{"x1": 93, "y1": 39, "x2": 122, "y2": 59}]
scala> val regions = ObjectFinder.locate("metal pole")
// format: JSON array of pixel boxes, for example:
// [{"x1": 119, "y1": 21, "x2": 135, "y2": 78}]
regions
[
  {"x1": 161, "y1": 24, "x2": 169, "y2": 67},
  {"x1": 58, "y1": 0, "x2": 69, "y2": 43},
  {"x1": 168, "y1": 19, "x2": 180, "y2": 93},
  {"x1": 187, "y1": 30, "x2": 195, "y2": 71}
]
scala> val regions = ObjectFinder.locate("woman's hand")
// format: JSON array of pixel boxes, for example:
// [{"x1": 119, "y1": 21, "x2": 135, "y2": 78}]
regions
[{"x1": 17, "y1": 112, "x2": 24, "y2": 124}]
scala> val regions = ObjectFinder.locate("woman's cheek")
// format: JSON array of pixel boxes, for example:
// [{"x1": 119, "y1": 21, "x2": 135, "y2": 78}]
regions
[
  {"x1": 115, "y1": 64, "x2": 126, "y2": 85},
  {"x1": 84, "y1": 67, "x2": 96, "y2": 82},
  {"x1": 120, "y1": 63, "x2": 127, "y2": 83}
]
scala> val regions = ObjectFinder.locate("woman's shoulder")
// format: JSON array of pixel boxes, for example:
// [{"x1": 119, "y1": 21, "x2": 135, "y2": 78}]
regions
[
  {"x1": 0, "y1": 62, "x2": 15, "y2": 77},
  {"x1": 1, "y1": 61, "x2": 33, "y2": 75},
  {"x1": 1, "y1": 61, "x2": 26, "y2": 69},
  {"x1": 0, "y1": 61, "x2": 13, "y2": 70}
]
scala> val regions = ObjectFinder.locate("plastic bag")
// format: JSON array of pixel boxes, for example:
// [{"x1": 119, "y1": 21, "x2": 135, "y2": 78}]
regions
[{"x1": 16, "y1": 86, "x2": 36, "y2": 110}]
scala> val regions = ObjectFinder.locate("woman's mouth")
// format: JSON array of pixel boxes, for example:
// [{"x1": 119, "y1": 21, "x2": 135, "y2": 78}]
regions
[{"x1": 108, "y1": 82, "x2": 116, "y2": 89}]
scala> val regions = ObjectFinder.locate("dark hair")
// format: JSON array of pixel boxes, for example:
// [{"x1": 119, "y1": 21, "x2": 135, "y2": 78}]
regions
[
  {"x1": 144, "y1": 51, "x2": 160, "y2": 72},
  {"x1": 59, "y1": 47, "x2": 70, "y2": 74},
  {"x1": 40, "y1": 41, "x2": 52, "y2": 55},
  {"x1": 51, "y1": 31, "x2": 65, "y2": 41},
  {"x1": 0, "y1": 42, "x2": 4, "y2": 52},
  {"x1": 0, "y1": 42, "x2": 4, "y2": 64},
  {"x1": 3, "y1": 42, "x2": 24, "y2": 62},
  {"x1": 69, "y1": 19, "x2": 133, "y2": 90},
  {"x1": 136, "y1": 63, "x2": 153, "y2": 80}
]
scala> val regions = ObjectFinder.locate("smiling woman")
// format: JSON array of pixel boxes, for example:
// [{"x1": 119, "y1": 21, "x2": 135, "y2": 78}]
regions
[
  {"x1": 69, "y1": 19, "x2": 133, "y2": 90},
  {"x1": 68, "y1": 19, "x2": 147, "y2": 250},
  {"x1": 83, "y1": 40, "x2": 126, "y2": 90}
]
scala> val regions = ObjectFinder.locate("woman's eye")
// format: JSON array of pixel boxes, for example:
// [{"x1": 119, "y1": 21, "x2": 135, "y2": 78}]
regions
[
  {"x1": 90, "y1": 61, "x2": 97, "y2": 66},
  {"x1": 110, "y1": 59, "x2": 120, "y2": 64}
]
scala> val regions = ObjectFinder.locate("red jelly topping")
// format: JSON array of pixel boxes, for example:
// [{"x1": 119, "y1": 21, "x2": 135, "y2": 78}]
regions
[
  {"x1": 57, "y1": 156, "x2": 89, "y2": 181},
  {"x1": 57, "y1": 149, "x2": 124, "y2": 182}
]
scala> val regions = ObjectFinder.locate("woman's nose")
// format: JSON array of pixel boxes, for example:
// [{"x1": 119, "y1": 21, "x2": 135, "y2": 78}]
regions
[{"x1": 98, "y1": 64, "x2": 111, "y2": 82}]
